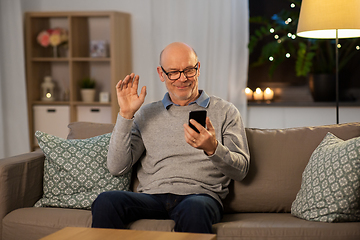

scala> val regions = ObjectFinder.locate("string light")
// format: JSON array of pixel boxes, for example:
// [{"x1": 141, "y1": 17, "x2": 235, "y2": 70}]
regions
[
  {"x1": 290, "y1": 3, "x2": 295, "y2": 8},
  {"x1": 288, "y1": 33, "x2": 293, "y2": 38},
  {"x1": 277, "y1": 39, "x2": 282, "y2": 43},
  {"x1": 356, "y1": 46, "x2": 360, "y2": 50},
  {"x1": 285, "y1": 18, "x2": 292, "y2": 24},
  {"x1": 270, "y1": 28, "x2": 275, "y2": 33},
  {"x1": 291, "y1": 35, "x2": 296, "y2": 39},
  {"x1": 286, "y1": 53, "x2": 291, "y2": 58},
  {"x1": 337, "y1": 44, "x2": 341, "y2": 48},
  {"x1": 274, "y1": 35, "x2": 279, "y2": 39},
  {"x1": 269, "y1": 56, "x2": 274, "y2": 61}
]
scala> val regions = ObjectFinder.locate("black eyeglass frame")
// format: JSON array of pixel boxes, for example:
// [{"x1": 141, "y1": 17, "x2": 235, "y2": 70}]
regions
[{"x1": 161, "y1": 62, "x2": 199, "y2": 81}]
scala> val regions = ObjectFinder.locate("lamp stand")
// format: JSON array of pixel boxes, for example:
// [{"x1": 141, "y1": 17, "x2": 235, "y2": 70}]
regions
[{"x1": 335, "y1": 29, "x2": 339, "y2": 124}]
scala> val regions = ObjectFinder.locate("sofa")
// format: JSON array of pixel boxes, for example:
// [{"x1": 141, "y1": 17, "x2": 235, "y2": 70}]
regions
[{"x1": 1, "y1": 121, "x2": 360, "y2": 240}]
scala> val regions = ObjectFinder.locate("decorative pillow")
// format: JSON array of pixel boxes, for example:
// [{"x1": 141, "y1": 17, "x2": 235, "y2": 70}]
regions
[
  {"x1": 34, "y1": 131, "x2": 131, "y2": 209},
  {"x1": 291, "y1": 132, "x2": 360, "y2": 222}
]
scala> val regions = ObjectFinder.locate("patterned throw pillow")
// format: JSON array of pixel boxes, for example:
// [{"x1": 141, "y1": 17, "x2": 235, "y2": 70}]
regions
[
  {"x1": 291, "y1": 132, "x2": 360, "y2": 222},
  {"x1": 34, "y1": 131, "x2": 131, "y2": 209}
]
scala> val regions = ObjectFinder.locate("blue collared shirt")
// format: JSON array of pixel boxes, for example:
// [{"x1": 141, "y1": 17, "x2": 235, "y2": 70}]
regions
[{"x1": 161, "y1": 90, "x2": 210, "y2": 109}]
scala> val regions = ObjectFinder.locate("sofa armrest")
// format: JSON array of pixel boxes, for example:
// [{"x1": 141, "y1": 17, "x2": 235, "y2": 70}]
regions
[{"x1": 0, "y1": 150, "x2": 45, "y2": 223}]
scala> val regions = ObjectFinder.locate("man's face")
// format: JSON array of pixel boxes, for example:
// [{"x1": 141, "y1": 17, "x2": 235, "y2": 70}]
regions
[{"x1": 157, "y1": 44, "x2": 200, "y2": 106}]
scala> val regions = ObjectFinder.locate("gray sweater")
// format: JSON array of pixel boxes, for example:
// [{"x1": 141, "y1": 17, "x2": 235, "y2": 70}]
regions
[{"x1": 107, "y1": 94, "x2": 250, "y2": 205}]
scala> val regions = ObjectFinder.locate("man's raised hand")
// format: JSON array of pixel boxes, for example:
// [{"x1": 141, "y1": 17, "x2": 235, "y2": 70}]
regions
[{"x1": 116, "y1": 73, "x2": 147, "y2": 119}]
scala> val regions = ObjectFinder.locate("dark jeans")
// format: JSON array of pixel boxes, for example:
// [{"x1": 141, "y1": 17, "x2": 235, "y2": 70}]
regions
[{"x1": 91, "y1": 191, "x2": 223, "y2": 233}]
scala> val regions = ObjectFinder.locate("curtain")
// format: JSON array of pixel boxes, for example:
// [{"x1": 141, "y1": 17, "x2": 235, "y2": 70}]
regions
[
  {"x1": 0, "y1": 24, "x2": 3, "y2": 158},
  {"x1": 0, "y1": 0, "x2": 29, "y2": 158},
  {"x1": 148, "y1": 0, "x2": 249, "y2": 119}
]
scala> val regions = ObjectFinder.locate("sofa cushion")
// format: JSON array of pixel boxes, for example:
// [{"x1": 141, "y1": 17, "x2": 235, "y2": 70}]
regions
[
  {"x1": 223, "y1": 122, "x2": 360, "y2": 213},
  {"x1": 2, "y1": 208, "x2": 175, "y2": 240},
  {"x1": 291, "y1": 132, "x2": 360, "y2": 222},
  {"x1": 34, "y1": 131, "x2": 131, "y2": 209},
  {"x1": 213, "y1": 213, "x2": 360, "y2": 240},
  {"x1": 2, "y1": 208, "x2": 92, "y2": 240}
]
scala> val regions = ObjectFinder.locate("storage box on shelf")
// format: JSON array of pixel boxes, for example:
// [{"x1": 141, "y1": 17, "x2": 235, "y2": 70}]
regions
[
  {"x1": 24, "y1": 11, "x2": 131, "y2": 150},
  {"x1": 33, "y1": 105, "x2": 70, "y2": 141},
  {"x1": 76, "y1": 106, "x2": 112, "y2": 124}
]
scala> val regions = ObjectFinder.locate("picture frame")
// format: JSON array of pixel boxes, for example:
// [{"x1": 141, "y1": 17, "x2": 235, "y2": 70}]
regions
[
  {"x1": 90, "y1": 40, "x2": 108, "y2": 57},
  {"x1": 99, "y1": 92, "x2": 110, "y2": 103}
]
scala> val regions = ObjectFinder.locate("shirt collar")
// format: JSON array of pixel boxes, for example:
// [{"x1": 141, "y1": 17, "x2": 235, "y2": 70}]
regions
[{"x1": 162, "y1": 90, "x2": 210, "y2": 109}]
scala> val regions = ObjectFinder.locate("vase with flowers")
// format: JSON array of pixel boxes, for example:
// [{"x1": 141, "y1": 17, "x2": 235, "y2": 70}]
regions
[{"x1": 37, "y1": 28, "x2": 68, "y2": 57}]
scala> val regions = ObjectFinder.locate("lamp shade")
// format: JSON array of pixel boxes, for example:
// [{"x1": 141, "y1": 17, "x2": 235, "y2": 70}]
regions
[{"x1": 297, "y1": 0, "x2": 360, "y2": 39}]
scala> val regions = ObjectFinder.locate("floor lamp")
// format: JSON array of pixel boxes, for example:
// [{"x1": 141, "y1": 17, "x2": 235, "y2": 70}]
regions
[{"x1": 296, "y1": 0, "x2": 360, "y2": 124}]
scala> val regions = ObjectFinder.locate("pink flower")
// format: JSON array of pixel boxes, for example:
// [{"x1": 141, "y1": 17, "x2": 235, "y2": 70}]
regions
[{"x1": 37, "y1": 30, "x2": 50, "y2": 47}]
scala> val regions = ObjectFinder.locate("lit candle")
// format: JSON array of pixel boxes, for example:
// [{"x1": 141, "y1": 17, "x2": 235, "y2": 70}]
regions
[
  {"x1": 264, "y1": 87, "x2": 274, "y2": 100},
  {"x1": 253, "y1": 88, "x2": 263, "y2": 100},
  {"x1": 245, "y1": 87, "x2": 253, "y2": 100}
]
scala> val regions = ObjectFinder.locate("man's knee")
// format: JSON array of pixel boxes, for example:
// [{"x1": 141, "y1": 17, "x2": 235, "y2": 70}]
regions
[
  {"x1": 92, "y1": 191, "x2": 116, "y2": 210},
  {"x1": 171, "y1": 195, "x2": 221, "y2": 233}
]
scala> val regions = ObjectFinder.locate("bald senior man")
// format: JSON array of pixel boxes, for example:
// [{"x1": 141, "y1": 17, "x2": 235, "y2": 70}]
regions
[{"x1": 91, "y1": 42, "x2": 250, "y2": 233}]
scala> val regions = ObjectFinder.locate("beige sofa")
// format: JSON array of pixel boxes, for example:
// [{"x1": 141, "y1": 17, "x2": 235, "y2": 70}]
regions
[{"x1": 1, "y1": 121, "x2": 360, "y2": 240}]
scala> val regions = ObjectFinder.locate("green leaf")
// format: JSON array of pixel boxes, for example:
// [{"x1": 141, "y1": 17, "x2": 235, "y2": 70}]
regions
[{"x1": 295, "y1": 42, "x2": 316, "y2": 77}]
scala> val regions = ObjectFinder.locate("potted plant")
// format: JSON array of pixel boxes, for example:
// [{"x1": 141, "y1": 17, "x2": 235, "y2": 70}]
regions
[
  {"x1": 80, "y1": 77, "x2": 96, "y2": 102},
  {"x1": 249, "y1": 0, "x2": 360, "y2": 101}
]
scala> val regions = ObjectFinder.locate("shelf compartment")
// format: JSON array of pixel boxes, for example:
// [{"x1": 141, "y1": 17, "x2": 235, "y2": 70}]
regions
[
  {"x1": 72, "y1": 61, "x2": 111, "y2": 102},
  {"x1": 28, "y1": 16, "x2": 69, "y2": 58},
  {"x1": 28, "y1": 61, "x2": 70, "y2": 102},
  {"x1": 71, "y1": 16, "x2": 110, "y2": 58}
]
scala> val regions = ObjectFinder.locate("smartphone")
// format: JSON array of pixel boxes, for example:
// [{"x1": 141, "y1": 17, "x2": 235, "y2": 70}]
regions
[{"x1": 189, "y1": 110, "x2": 207, "y2": 133}]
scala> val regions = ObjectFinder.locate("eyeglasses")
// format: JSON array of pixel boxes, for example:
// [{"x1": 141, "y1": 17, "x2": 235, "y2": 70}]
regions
[{"x1": 161, "y1": 62, "x2": 199, "y2": 81}]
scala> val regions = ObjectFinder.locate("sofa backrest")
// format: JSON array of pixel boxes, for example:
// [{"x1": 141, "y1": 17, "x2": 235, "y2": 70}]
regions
[
  {"x1": 222, "y1": 122, "x2": 360, "y2": 213},
  {"x1": 67, "y1": 122, "x2": 115, "y2": 139},
  {"x1": 67, "y1": 121, "x2": 360, "y2": 214}
]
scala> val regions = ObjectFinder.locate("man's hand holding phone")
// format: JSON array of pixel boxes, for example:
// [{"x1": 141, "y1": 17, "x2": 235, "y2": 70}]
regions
[{"x1": 184, "y1": 110, "x2": 218, "y2": 156}]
